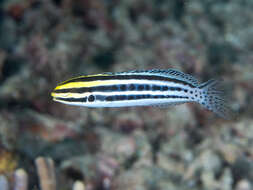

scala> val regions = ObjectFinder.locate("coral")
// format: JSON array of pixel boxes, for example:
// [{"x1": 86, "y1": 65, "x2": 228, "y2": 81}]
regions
[
  {"x1": 0, "y1": 150, "x2": 17, "y2": 174},
  {"x1": 35, "y1": 157, "x2": 56, "y2": 190}
]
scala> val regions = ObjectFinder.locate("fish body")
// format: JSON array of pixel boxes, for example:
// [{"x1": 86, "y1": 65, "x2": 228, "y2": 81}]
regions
[{"x1": 51, "y1": 69, "x2": 231, "y2": 119}]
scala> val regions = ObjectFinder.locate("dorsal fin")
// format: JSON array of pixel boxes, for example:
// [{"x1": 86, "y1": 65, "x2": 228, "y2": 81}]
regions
[{"x1": 113, "y1": 69, "x2": 199, "y2": 86}]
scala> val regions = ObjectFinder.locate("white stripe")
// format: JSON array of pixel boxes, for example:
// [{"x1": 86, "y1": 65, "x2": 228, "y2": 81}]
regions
[
  {"x1": 87, "y1": 79, "x2": 193, "y2": 88},
  {"x1": 93, "y1": 90, "x2": 187, "y2": 96},
  {"x1": 59, "y1": 98, "x2": 192, "y2": 107}
]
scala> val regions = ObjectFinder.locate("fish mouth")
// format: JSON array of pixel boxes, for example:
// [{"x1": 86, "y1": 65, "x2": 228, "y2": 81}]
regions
[
  {"x1": 51, "y1": 90, "x2": 61, "y2": 98},
  {"x1": 51, "y1": 89, "x2": 63, "y2": 100},
  {"x1": 51, "y1": 91, "x2": 59, "y2": 102},
  {"x1": 51, "y1": 91, "x2": 56, "y2": 97},
  {"x1": 51, "y1": 89, "x2": 69, "y2": 99},
  {"x1": 52, "y1": 97, "x2": 60, "y2": 102},
  {"x1": 52, "y1": 97, "x2": 67, "y2": 104}
]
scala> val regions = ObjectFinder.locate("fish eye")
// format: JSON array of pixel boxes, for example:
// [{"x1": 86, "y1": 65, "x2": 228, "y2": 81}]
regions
[{"x1": 88, "y1": 95, "x2": 95, "y2": 102}]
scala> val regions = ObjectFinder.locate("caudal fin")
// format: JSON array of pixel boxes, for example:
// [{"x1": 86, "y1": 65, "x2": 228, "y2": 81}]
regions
[{"x1": 198, "y1": 79, "x2": 234, "y2": 119}]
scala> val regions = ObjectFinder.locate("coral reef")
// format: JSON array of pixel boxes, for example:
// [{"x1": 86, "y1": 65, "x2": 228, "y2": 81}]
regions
[{"x1": 0, "y1": 0, "x2": 252, "y2": 189}]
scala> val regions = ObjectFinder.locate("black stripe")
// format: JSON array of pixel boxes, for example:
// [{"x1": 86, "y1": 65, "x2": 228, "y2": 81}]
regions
[
  {"x1": 54, "y1": 84, "x2": 187, "y2": 94},
  {"x1": 104, "y1": 94, "x2": 189, "y2": 102},
  {"x1": 55, "y1": 97, "x2": 87, "y2": 102},
  {"x1": 55, "y1": 94, "x2": 189, "y2": 103},
  {"x1": 60, "y1": 74, "x2": 194, "y2": 87},
  {"x1": 54, "y1": 85, "x2": 119, "y2": 93}
]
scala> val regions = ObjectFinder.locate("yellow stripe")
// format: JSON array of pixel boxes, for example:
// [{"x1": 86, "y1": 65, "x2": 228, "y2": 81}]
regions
[
  {"x1": 58, "y1": 74, "x2": 110, "y2": 85},
  {"x1": 55, "y1": 80, "x2": 129, "y2": 90},
  {"x1": 55, "y1": 82, "x2": 95, "y2": 90}
]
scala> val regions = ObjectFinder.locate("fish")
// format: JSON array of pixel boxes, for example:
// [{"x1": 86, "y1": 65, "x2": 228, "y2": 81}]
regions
[{"x1": 51, "y1": 69, "x2": 233, "y2": 119}]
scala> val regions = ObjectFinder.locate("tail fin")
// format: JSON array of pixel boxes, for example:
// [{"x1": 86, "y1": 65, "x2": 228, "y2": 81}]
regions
[{"x1": 198, "y1": 79, "x2": 234, "y2": 119}]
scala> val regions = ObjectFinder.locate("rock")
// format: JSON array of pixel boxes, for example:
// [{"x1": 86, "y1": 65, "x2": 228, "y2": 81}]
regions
[
  {"x1": 0, "y1": 16, "x2": 17, "y2": 51},
  {"x1": 219, "y1": 168, "x2": 233, "y2": 190},
  {"x1": 61, "y1": 153, "x2": 119, "y2": 189},
  {"x1": 0, "y1": 175, "x2": 9, "y2": 190},
  {"x1": 235, "y1": 179, "x2": 251, "y2": 190},
  {"x1": 112, "y1": 112, "x2": 144, "y2": 133},
  {"x1": 201, "y1": 171, "x2": 218, "y2": 190},
  {"x1": 72, "y1": 181, "x2": 85, "y2": 190},
  {"x1": 199, "y1": 150, "x2": 222, "y2": 173},
  {"x1": 166, "y1": 104, "x2": 196, "y2": 131},
  {"x1": 114, "y1": 166, "x2": 178, "y2": 190},
  {"x1": 218, "y1": 143, "x2": 241, "y2": 164},
  {"x1": 232, "y1": 157, "x2": 253, "y2": 182}
]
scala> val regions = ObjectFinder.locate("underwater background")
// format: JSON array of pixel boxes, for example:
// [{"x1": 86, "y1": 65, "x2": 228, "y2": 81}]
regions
[{"x1": 0, "y1": 0, "x2": 252, "y2": 189}]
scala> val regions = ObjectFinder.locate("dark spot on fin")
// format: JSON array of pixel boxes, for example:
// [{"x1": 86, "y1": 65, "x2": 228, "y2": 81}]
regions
[{"x1": 197, "y1": 79, "x2": 235, "y2": 119}]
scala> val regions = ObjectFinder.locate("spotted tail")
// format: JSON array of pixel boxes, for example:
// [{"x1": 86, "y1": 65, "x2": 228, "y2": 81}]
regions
[{"x1": 197, "y1": 79, "x2": 233, "y2": 119}]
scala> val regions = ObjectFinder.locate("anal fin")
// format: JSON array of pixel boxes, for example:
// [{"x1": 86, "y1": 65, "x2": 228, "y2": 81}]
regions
[{"x1": 152, "y1": 102, "x2": 185, "y2": 108}]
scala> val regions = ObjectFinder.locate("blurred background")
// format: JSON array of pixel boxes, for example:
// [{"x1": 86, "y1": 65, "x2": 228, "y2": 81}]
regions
[{"x1": 0, "y1": 0, "x2": 252, "y2": 190}]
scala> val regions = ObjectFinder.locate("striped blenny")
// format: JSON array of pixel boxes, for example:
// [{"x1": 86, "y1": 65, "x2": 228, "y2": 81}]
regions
[{"x1": 51, "y1": 69, "x2": 232, "y2": 119}]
